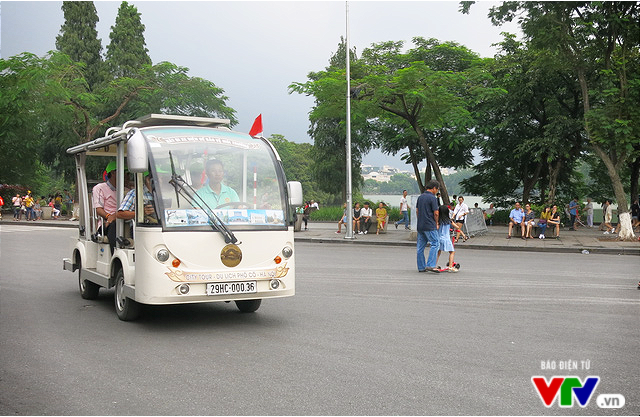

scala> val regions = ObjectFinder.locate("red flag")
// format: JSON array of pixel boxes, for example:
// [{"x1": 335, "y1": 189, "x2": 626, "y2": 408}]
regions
[{"x1": 249, "y1": 114, "x2": 263, "y2": 137}]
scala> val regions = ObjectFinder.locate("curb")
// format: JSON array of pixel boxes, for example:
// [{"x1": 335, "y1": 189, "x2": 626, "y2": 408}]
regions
[
  {"x1": 1, "y1": 220, "x2": 77, "y2": 229},
  {"x1": 294, "y1": 237, "x2": 640, "y2": 256}
]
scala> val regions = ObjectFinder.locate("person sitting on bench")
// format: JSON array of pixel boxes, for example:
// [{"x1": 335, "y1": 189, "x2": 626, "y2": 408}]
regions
[
  {"x1": 507, "y1": 202, "x2": 525, "y2": 239},
  {"x1": 359, "y1": 202, "x2": 372, "y2": 234}
]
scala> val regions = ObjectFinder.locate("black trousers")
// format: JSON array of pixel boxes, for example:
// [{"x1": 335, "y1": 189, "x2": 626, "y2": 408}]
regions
[{"x1": 106, "y1": 221, "x2": 116, "y2": 254}]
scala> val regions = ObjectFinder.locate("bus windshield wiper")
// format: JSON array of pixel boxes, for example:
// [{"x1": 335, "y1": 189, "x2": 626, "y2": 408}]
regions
[{"x1": 167, "y1": 153, "x2": 238, "y2": 244}]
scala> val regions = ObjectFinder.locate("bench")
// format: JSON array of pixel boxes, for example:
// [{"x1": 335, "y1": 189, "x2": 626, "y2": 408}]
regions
[
  {"x1": 509, "y1": 221, "x2": 563, "y2": 237},
  {"x1": 360, "y1": 214, "x2": 389, "y2": 234},
  {"x1": 532, "y1": 221, "x2": 563, "y2": 238}
]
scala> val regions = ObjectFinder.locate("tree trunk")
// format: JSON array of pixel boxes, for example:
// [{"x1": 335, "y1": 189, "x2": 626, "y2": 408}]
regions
[
  {"x1": 522, "y1": 160, "x2": 543, "y2": 205},
  {"x1": 592, "y1": 144, "x2": 634, "y2": 240},
  {"x1": 424, "y1": 161, "x2": 432, "y2": 182},
  {"x1": 630, "y1": 156, "x2": 639, "y2": 203},
  {"x1": 546, "y1": 159, "x2": 563, "y2": 205},
  {"x1": 576, "y1": 63, "x2": 634, "y2": 240},
  {"x1": 408, "y1": 147, "x2": 425, "y2": 193},
  {"x1": 413, "y1": 125, "x2": 449, "y2": 204}
]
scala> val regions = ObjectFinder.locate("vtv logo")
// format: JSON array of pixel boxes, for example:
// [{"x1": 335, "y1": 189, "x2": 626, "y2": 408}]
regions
[{"x1": 532, "y1": 376, "x2": 599, "y2": 407}]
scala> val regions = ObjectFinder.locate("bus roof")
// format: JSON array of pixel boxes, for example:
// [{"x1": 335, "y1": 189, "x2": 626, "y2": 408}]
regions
[
  {"x1": 66, "y1": 114, "x2": 232, "y2": 155},
  {"x1": 124, "y1": 114, "x2": 230, "y2": 129}
]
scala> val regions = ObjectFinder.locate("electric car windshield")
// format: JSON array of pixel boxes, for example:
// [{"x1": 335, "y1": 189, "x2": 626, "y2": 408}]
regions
[{"x1": 143, "y1": 126, "x2": 287, "y2": 231}]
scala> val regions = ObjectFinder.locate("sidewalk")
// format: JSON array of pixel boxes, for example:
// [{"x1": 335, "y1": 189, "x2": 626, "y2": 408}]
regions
[
  {"x1": 2, "y1": 217, "x2": 638, "y2": 256},
  {"x1": 295, "y1": 221, "x2": 640, "y2": 256}
]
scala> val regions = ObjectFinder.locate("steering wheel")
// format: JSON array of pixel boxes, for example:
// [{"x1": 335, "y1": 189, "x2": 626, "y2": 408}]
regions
[{"x1": 215, "y1": 201, "x2": 248, "y2": 209}]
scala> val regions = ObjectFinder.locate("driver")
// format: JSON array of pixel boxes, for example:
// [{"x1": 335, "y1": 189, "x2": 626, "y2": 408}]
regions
[{"x1": 195, "y1": 159, "x2": 239, "y2": 208}]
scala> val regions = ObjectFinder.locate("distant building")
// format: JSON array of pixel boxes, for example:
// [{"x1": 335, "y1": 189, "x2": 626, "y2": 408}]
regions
[
  {"x1": 361, "y1": 164, "x2": 405, "y2": 182},
  {"x1": 362, "y1": 163, "x2": 456, "y2": 182}
]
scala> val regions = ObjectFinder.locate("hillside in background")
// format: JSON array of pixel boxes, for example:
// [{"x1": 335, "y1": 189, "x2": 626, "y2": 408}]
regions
[
  {"x1": 363, "y1": 168, "x2": 476, "y2": 196},
  {"x1": 442, "y1": 168, "x2": 475, "y2": 197}
]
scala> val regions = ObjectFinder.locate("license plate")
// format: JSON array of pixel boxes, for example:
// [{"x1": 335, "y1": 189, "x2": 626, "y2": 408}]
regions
[{"x1": 206, "y1": 281, "x2": 257, "y2": 296}]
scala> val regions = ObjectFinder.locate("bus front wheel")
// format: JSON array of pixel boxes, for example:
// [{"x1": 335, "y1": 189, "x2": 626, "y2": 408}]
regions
[
  {"x1": 78, "y1": 258, "x2": 100, "y2": 300},
  {"x1": 235, "y1": 299, "x2": 261, "y2": 313},
  {"x1": 114, "y1": 269, "x2": 141, "y2": 321}
]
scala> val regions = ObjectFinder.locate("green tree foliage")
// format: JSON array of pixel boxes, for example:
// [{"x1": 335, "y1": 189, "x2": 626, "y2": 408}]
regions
[
  {"x1": 487, "y1": 1, "x2": 640, "y2": 239},
  {"x1": 55, "y1": 1, "x2": 105, "y2": 89},
  {"x1": 268, "y1": 134, "x2": 313, "y2": 192},
  {"x1": 268, "y1": 134, "x2": 338, "y2": 205},
  {"x1": 0, "y1": 52, "x2": 89, "y2": 185},
  {"x1": 0, "y1": 53, "x2": 52, "y2": 185},
  {"x1": 292, "y1": 37, "x2": 491, "y2": 204},
  {"x1": 290, "y1": 38, "x2": 376, "y2": 201},
  {"x1": 462, "y1": 35, "x2": 585, "y2": 206},
  {"x1": 2, "y1": 2, "x2": 237, "y2": 187},
  {"x1": 106, "y1": 1, "x2": 152, "y2": 78}
]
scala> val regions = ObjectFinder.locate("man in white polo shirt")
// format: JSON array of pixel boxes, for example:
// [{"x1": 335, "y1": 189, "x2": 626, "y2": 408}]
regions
[
  {"x1": 395, "y1": 190, "x2": 410, "y2": 230},
  {"x1": 359, "y1": 201, "x2": 373, "y2": 234}
]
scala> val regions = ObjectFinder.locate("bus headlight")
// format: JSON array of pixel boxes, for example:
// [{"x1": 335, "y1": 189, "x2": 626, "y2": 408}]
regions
[
  {"x1": 156, "y1": 248, "x2": 170, "y2": 262},
  {"x1": 178, "y1": 284, "x2": 190, "y2": 295},
  {"x1": 270, "y1": 279, "x2": 280, "y2": 290},
  {"x1": 282, "y1": 246, "x2": 293, "y2": 259}
]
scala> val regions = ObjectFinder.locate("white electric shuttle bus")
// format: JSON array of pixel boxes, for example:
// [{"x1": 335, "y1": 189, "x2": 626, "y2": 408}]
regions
[{"x1": 63, "y1": 114, "x2": 303, "y2": 320}]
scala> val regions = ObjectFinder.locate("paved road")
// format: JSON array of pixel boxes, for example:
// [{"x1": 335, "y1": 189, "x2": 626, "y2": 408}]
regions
[{"x1": 1, "y1": 225, "x2": 638, "y2": 415}]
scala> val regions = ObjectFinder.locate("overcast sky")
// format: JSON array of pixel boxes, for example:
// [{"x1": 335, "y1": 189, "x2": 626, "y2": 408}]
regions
[{"x1": 1, "y1": 1, "x2": 519, "y2": 169}]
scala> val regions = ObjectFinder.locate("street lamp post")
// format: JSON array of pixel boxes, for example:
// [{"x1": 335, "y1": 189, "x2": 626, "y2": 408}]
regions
[{"x1": 344, "y1": 1, "x2": 355, "y2": 240}]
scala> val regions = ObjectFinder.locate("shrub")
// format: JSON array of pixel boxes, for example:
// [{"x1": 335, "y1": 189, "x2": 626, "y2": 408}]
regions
[
  {"x1": 308, "y1": 204, "x2": 408, "y2": 222},
  {"x1": 309, "y1": 206, "x2": 345, "y2": 221},
  {"x1": 491, "y1": 209, "x2": 511, "y2": 225},
  {"x1": 0, "y1": 184, "x2": 28, "y2": 210}
]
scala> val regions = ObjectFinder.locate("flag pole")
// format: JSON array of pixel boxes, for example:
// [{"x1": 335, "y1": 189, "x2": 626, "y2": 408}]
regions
[{"x1": 344, "y1": 0, "x2": 355, "y2": 240}]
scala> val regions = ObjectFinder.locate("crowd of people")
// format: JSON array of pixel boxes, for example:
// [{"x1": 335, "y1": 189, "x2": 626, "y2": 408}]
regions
[
  {"x1": 8, "y1": 190, "x2": 74, "y2": 221},
  {"x1": 336, "y1": 201, "x2": 389, "y2": 235},
  {"x1": 502, "y1": 197, "x2": 640, "y2": 239},
  {"x1": 311, "y1": 189, "x2": 638, "y2": 246}
]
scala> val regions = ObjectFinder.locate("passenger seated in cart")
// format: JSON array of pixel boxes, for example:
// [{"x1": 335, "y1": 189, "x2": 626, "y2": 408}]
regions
[
  {"x1": 116, "y1": 171, "x2": 158, "y2": 225},
  {"x1": 195, "y1": 159, "x2": 239, "y2": 209},
  {"x1": 92, "y1": 161, "x2": 119, "y2": 253}
]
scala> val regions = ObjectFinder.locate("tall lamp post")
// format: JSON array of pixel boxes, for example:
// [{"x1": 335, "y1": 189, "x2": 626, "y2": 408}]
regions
[{"x1": 344, "y1": 1, "x2": 355, "y2": 239}]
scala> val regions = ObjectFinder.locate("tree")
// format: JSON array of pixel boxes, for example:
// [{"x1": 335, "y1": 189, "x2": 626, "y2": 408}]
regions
[
  {"x1": 55, "y1": 1, "x2": 105, "y2": 90},
  {"x1": 2, "y1": 2, "x2": 238, "y2": 190},
  {"x1": 290, "y1": 38, "x2": 376, "y2": 202},
  {"x1": 268, "y1": 134, "x2": 312, "y2": 193},
  {"x1": 0, "y1": 51, "x2": 237, "y2": 183},
  {"x1": 0, "y1": 53, "x2": 54, "y2": 185},
  {"x1": 354, "y1": 38, "x2": 486, "y2": 203},
  {"x1": 486, "y1": 2, "x2": 640, "y2": 240},
  {"x1": 291, "y1": 38, "x2": 488, "y2": 204},
  {"x1": 462, "y1": 35, "x2": 585, "y2": 206},
  {"x1": 106, "y1": 1, "x2": 152, "y2": 78}
]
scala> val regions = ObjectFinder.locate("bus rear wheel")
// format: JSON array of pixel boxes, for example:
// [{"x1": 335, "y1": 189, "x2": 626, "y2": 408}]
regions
[
  {"x1": 78, "y1": 258, "x2": 99, "y2": 300},
  {"x1": 114, "y1": 268, "x2": 141, "y2": 321},
  {"x1": 235, "y1": 299, "x2": 261, "y2": 313}
]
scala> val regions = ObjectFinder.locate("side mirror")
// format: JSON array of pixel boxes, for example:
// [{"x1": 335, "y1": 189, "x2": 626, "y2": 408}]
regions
[
  {"x1": 287, "y1": 181, "x2": 303, "y2": 207},
  {"x1": 127, "y1": 128, "x2": 148, "y2": 173}
]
